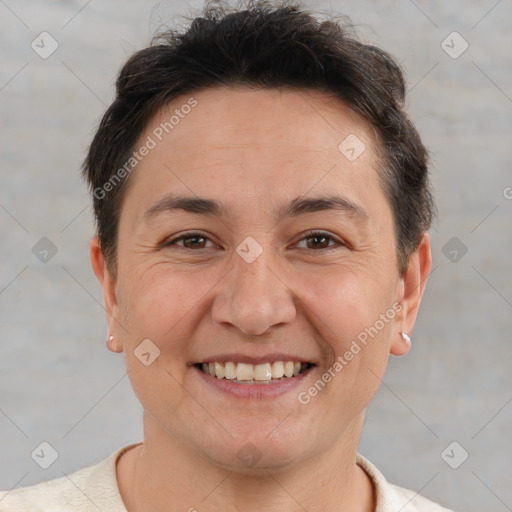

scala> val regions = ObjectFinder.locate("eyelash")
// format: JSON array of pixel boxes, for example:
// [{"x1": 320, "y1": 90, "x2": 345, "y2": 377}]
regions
[{"x1": 163, "y1": 230, "x2": 346, "y2": 251}]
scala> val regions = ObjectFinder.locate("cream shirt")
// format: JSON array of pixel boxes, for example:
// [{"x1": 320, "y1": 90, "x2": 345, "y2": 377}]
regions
[{"x1": 0, "y1": 443, "x2": 454, "y2": 511}]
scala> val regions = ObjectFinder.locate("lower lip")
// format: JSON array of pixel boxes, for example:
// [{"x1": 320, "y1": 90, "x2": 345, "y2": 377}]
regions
[{"x1": 193, "y1": 365, "x2": 314, "y2": 399}]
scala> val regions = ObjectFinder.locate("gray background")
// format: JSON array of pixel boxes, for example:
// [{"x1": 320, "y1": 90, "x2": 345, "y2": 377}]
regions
[{"x1": 1, "y1": 1, "x2": 511, "y2": 511}]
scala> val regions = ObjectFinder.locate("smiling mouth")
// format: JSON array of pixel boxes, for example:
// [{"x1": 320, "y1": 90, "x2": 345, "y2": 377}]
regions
[{"x1": 195, "y1": 361, "x2": 314, "y2": 384}]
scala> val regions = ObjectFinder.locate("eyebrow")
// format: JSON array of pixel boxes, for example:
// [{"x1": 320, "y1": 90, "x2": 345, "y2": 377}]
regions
[{"x1": 143, "y1": 193, "x2": 369, "y2": 224}]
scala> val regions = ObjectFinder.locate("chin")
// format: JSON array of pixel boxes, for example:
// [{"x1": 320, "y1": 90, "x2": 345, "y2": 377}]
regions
[
  {"x1": 208, "y1": 446, "x2": 305, "y2": 475},
  {"x1": 200, "y1": 425, "x2": 313, "y2": 474}
]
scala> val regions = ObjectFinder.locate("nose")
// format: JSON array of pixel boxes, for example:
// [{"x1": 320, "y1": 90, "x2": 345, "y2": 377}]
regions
[{"x1": 211, "y1": 252, "x2": 296, "y2": 336}]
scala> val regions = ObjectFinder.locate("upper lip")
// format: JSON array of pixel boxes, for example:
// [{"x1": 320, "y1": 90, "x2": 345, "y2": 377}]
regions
[{"x1": 193, "y1": 353, "x2": 316, "y2": 365}]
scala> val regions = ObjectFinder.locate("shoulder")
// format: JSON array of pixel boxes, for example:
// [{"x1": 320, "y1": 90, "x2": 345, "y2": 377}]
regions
[
  {"x1": 356, "y1": 453, "x2": 456, "y2": 512},
  {"x1": 0, "y1": 443, "x2": 140, "y2": 512},
  {"x1": 389, "y1": 483, "x2": 455, "y2": 512},
  {"x1": 0, "y1": 471, "x2": 89, "y2": 512}
]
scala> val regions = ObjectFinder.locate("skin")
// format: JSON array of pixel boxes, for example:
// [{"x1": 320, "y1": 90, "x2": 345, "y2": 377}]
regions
[{"x1": 90, "y1": 86, "x2": 432, "y2": 512}]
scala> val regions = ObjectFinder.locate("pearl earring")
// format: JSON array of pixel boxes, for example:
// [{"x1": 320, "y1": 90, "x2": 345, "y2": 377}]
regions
[{"x1": 400, "y1": 331, "x2": 411, "y2": 343}]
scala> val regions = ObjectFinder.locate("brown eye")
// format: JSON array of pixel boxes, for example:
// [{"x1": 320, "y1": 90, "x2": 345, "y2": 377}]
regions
[
  {"x1": 296, "y1": 231, "x2": 344, "y2": 250},
  {"x1": 165, "y1": 232, "x2": 214, "y2": 250},
  {"x1": 305, "y1": 234, "x2": 330, "y2": 249},
  {"x1": 181, "y1": 235, "x2": 207, "y2": 249}
]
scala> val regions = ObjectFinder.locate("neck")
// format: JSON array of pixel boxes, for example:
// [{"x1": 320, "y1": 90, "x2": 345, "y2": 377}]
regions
[{"x1": 117, "y1": 413, "x2": 375, "y2": 512}]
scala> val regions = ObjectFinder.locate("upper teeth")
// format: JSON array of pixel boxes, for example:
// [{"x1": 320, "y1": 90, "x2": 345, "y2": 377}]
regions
[{"x1": 201, "y1": 361, "x2": 306, "y2": 381}]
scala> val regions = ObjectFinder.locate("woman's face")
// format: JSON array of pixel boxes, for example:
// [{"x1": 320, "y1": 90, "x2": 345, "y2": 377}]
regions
[{"x1": 93, "y1": 86, "x2": 430, "y2": 471}]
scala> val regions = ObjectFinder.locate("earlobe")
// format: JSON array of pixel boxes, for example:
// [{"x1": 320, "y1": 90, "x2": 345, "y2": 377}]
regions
[
  {"x1": 390, "y1": 331, "x2": 412, "y2": 356},
  {"x1": 107, "y1": 334, "x2": 123, "y2": 353},
  {"x1": 390, "y1": 233, "x2": 432, "y2": 356}
]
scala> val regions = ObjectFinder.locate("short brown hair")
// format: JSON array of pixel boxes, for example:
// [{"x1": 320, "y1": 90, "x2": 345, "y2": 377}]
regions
[{"x1": 82, "y1": 0, "x2": 435, "y2": 278}]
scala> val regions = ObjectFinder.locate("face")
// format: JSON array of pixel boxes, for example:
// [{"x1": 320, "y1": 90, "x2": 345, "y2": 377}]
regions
[{"x1": 93, "y1": 86, "x2": 429, "y2": 472}]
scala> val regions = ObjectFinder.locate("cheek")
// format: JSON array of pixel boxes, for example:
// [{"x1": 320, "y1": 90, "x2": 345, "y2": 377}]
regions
[
  {"x1": 295, "y1": 263, "x2": 395, "y2": 407},
  {"x1": 116, "y1": 264, "x2": 222, "y2": 403},
  {"x1": 117, "y1": 269, "x2": 198, "y2": 418},
  {"x1": 119, "y1": 263, "x2": 212, "y2": 336},
  {"x1": 297, "y1": 263, "x2": 394, "y2": 350},
  {"x1": 115, "y1": 267, "x2": 197, "y2": 395}
]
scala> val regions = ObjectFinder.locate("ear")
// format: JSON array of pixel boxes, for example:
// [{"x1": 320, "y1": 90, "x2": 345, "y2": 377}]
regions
[
  {"x1": 390, "y1": 233, "x2": 432, "y2": 356},
  {"x1": 90, "y1": 236, "x2": 123, "y2": 353}
]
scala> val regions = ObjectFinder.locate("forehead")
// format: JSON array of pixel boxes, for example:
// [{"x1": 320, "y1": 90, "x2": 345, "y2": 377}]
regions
[
  {"x1": 120, "y1": 86, "x2": 389, "y2": 228},
  {"x1": 151, "y1": 85, "x2": 375, "y2": 153}
]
